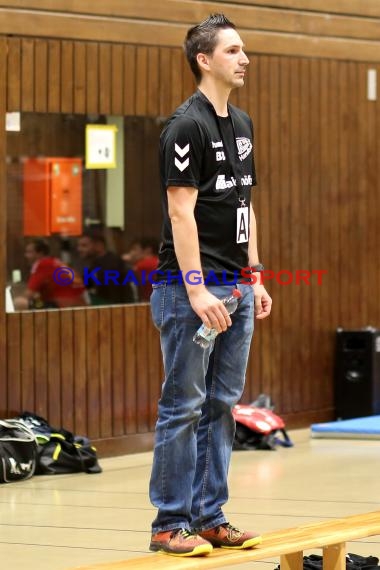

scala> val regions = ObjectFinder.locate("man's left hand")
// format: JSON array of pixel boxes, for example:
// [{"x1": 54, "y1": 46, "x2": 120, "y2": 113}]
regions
[{"x1": 253, "y1": 284, "x2": 272, "y2": 319}]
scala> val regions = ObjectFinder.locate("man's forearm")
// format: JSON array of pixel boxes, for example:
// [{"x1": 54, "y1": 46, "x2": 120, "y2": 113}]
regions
[{"x1": 171, "y1": 214, "x2": 206, "y2": 294}]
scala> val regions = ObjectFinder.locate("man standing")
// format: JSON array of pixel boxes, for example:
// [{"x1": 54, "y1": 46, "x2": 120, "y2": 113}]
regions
[
  {"x1": 13, "y1": 239, "x2": 86, "y2": 310},
  {"x1": 149, "y1": 14, "x2": 272, "y2": 557},
  {"x1": 77, "y1": 233, "x2": 136, "y2": 305},
  {"x1": 122, "y1": 237, "x2": 159, "y2": 301}
]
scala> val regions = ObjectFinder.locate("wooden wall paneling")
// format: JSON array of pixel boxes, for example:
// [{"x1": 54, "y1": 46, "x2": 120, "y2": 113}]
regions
[
  {"x1": 248, "y1": 56, "x2": 269, "y2": 401},
  {"x1": 21, "y1": 38, "x2": 34, "y2": 112},
  {"x1": 74, "y1": 41, "x2": 86, "y2": 114},
  {"x1": 7, "y1": 37, "x2": 21, "y2": 112},
  {"x1": 73, "y1": 309, "x2": 87, "y2": 436},
  {"x1": 278, "y1": 57, "x2": 292, "y2": 413},
  {"x1": 215, "y1": 0, "x2": 380, "y2": 19},
  {"x1": 288, "y1": 56, "x2": 302, "y2": 413},
  {"x1": 124, "y1": 305, "x2": 137, "y2": 434},
  {"x1": 47, "y1": 40, "x2": 61, "y2": 113},
  {"x1": 299, "y1": 58, "x2": 312, "y2": 411},
  {"x1": 111, "y1": 43, "x2": 124, "y2": 116},
  {"x1": 47, "y1": 310, "x2": 61, "y2": 427},
  {"x1": 326, "y1": 60, "x2": 340, "y2": 310},
  {"x1": 357, "y1": 64, "x2": 369, "y2": 325},
  {"x1": 266, "y1": 55, "x2": 282, "y2": 411},
  {"x1": 235, "y1": 73, "x2": 249, "y2": 115},
  {"x1": 34, "y1": 39, "x2": 48, "y2": 112},
  {"x1": 363, "y1": 64, "x2": 380, "y2": 322},
  {"x1": 99, "y1": 308, "x2": 112, "y2": 438},
  {"x1": 135, "y1": 46, "x2": 148, "y2": 116},
  {"x1": 5, "y1": 0, "x2": 380, "y2": 30},
  {"x1": 110, "y1": 306, "x2": 125, "y2": 436},
  {"x1": 6, "y1": 314, "x2": 21, "y2": 416},
  {"x1": 347, "y1": 61, "x2": 359, "y2": 328},
  {"x1": 308, "y1": 59, "x2": 323, "y2": 409},
  {"x1": 33, "y1": 311, "x2": 48, "y2": 418},
  {"x1": 374, "y1": 67, "x2": 380, "y2": 325},
  {"x1": 170, "y1": 48, "x2": 183, "y2": 112},
  {"x1": 86, "y1": 309, "x2": 100, "y2": 439},
  {"x1": 182, "y1": 55, "x2": 195, "y2": 102},
  {"x1": 61, "y1": 40, "x2": 74, "y2": 113},
  {"x1": 20, "y1": 312, "x2": 35, "y2": 412},
  {"x1": 319, "y1": 59, "x2": 334, "y2": 409},
  {"x1": 123, "y1": 45, "x2": 136, "y2": 116},
  {"x1": 250, "y1": 55, "x2": 265, "y2": 402},
  {"x1": 147, "y1": 47, "x2": 159, "y2": 117},
  {"x1": 326, "y1": 59, "x2": 340, "y2": 409},
  {"x1": 86, "y1": 42, "x2": 99, "y2": 115},
  {"x1": 255, "y1": 56, "x2": 274, "y2": 401},
  {"x1": 136, "y1": 305, "x2": 149, "y2": 432},
  {"x1": 159, "y1": 48, "x2": 172, "y2": 118},
  {"x1": 99, "y1": 43, "x2": 111, "y2": 115},
  {"x1": 351, "y1": 63, "x2": 366, "y2": 322},
  {"x1": 337, "y1": 62, "x2": 351, "y2": 329},
  {"x1": 4, "y1": 2, "x2": 380, "y2": 47},
  {"x1": 3, "y1": 6, "x2": 380, "y2": 62},
  {"x1": 60, "y1": 310, "x2": 74, "y2": 430},
  {"x1": 0, "y1": 37, "x2": 6, "y2": 415}
]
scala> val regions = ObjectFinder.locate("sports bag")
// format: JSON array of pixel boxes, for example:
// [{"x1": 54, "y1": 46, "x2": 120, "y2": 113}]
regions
[
  {"x1": 0, "y1": 419, "x2": 38, "y2": 483},
  {"x1": 36, "y1": 432, "x2": 102, "y2": 475},
  {"x1": 16, "y1": 411, "x2": 101, "y2": 475},
  {"x1": 233, "y1": 405, "x2": 293, "y2": 450},
  {"x1": 275, "y1": 553, "x2": 380, "y2": 569}
]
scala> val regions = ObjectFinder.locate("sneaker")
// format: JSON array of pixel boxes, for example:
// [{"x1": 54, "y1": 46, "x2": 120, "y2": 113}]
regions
[
  {"x1": 199, "y1": 522, "x2": 262, "y2": 549},
  {"x1": 149, "y1": 528, "x2": 213, "y2": 557}
]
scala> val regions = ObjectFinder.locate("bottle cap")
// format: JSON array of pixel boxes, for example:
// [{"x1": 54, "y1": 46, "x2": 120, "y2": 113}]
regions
[{"x1": 232, "y1": 289, "x2": 242, "y2": 298}]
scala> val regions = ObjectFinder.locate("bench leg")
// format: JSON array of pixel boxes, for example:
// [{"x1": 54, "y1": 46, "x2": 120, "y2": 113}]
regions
[
  {"x1": 280, "y1": 551, "x2": 303, "y2": 570},
  {"x1": 323, "y1": 542, "x2": 346, "y2": 570}
]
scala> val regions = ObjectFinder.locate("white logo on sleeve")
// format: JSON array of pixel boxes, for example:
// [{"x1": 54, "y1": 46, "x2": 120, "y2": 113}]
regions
[
  {"x1": 174, "y1": 143, "x2": 190, "y2": 172},
  {"x1": 236, "y1": 137, "x2": 253, "y2": 161}
]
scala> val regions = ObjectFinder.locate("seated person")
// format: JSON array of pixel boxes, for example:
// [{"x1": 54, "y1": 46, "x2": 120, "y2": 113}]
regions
[
  {"x1": 77, "y1": 233, "x2": 136, "y2": 305},
  {"x1": 122, "y1": 237, "x2": 159, "y2": 301},
  {"x1": 13, "y1": 239, "x2": 87, "y2": 310}
]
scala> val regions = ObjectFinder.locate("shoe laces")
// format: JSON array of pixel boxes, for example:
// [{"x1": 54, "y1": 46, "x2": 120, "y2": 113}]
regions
[
  {"x1": 171, "y1": 528, "x2": 195, "y2": 541},
  {"x1": 219, "y1": 523, "x2": 243, "y2": 538}
]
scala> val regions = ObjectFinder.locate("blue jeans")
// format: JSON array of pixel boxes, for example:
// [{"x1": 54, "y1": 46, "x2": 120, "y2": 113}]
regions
[{"x1": 149, "y1": 282, "x2": 254, "y2": 534}]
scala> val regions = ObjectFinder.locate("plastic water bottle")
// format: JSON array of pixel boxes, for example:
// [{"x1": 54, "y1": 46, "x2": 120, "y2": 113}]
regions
[{"x1": 193, "y1": 289, "x2": 242, "y2": 349}]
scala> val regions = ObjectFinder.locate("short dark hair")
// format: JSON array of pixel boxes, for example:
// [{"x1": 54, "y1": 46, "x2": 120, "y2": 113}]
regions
[
  {"x1": 140, "y1": 237, "x2": 159, "y2": 255},
  {"x1": 130, "y1": 237, "x2": 159, "y2": 255},
  {"x1": 184, "y1": 13, "x2": 236, "y2": 83},
  {"x1": 80, "y1": 231, "x2": 105, "y2": 246},
  {"x1": 29, "y1": 239, "x2": 50, "y2": 256}
]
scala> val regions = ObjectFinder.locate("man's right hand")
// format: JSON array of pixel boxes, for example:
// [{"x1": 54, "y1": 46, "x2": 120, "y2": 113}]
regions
[{"x1": 187, "y1": 288, "x2": 232, "y2": 333}]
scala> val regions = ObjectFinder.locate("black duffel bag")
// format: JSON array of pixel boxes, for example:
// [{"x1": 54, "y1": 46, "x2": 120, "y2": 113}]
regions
[{"x1": 0, "y1": 419, "x2": 38, "y2": 483}]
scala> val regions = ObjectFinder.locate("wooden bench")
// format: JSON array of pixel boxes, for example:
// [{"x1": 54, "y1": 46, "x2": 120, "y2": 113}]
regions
[{"x1": 71, "y1": 510, "x2": 380, "y2": 570}]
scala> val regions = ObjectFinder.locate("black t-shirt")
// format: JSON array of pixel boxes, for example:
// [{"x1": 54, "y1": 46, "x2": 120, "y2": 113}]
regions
[
  {"x1": 87, "y1": 252, "x2": 135, "y2": 304},
  {"x1": 158, "y1": 90, "x2": 257, "y2": 282}
]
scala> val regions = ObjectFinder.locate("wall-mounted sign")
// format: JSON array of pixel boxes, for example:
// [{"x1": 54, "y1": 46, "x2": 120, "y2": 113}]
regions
[
  {"x1": 85, "y1": 124, "x2": 117, "y2": 169},
  {"x1": 6, "y1": 112, "x2": 21, "y2": 132}
]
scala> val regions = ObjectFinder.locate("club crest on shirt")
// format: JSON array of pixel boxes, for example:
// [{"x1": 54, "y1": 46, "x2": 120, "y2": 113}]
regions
[
  {"x1": 236, "y1": 137, "x2": 252, "y2": 161},
  {"x1": 174, "y1": 143, "x2": 190, "y2": 171}
]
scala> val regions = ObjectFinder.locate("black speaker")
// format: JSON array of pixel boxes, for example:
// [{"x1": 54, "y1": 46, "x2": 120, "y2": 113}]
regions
[{"x1": 335, "y1": 328, "x2": 380, "y2": 419}]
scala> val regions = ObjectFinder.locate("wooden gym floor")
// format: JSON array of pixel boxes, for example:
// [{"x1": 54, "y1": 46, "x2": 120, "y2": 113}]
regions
[{"x1": 1, "y1": 429, "x2": 380, "y2": 570}]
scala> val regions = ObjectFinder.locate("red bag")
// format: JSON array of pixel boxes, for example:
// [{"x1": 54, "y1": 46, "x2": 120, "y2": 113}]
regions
[{"x1": 232, "y1": 405, "x2": 293, "y2": 450}]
